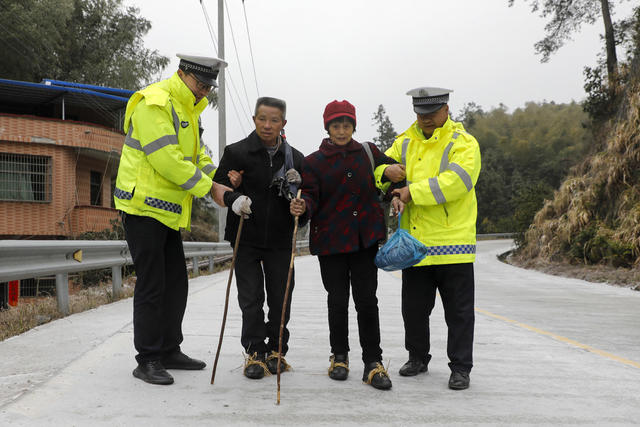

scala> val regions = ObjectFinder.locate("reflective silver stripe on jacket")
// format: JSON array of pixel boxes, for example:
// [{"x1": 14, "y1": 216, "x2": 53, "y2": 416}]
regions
[
  {"x1": 448, "y1": 163, "x2": 473, "y2": 191},
  {"x1": 429, "y1": 177, "x2": 446, "y2": 204},
  {"x1": 170, "y1": 104, "x2": 180, "y2": 135},
  {"x1": 425, "y1": 244, "x2": 476, "y2": 256},
  {"x1": 202, "y1": 163, "x2": 215, "y2": 175},
  {"x1": 401, "y1": 138, "x2": 410, "y2": 166},
  {"x1": 126, "y1": 104, "x2": 181, "y2": 155},
  {"x1": 143, "y1": 134, "x2": 178, "y2": 156},
  {"x1": 114, "y1": 187, "x2": 133, "y2": 200},
  {"x1": 180, "y1": 168, "x2": 202, "y2": 191},
  {"x1": 144, "y1": 197, "x2": 182, "y2": 214},
  {"x1": 440, "y1": 142, "x2": 454, "y2": 173},
  {"x1": 124, "y1": 127, "x2": 142, "y2": 151},
  {"x1": 401, "y1": 138, "x2": 411, "y2": 185},
  {"x1": 429, "y1": 132, "x2": 473, "y2": 203},
  {"x1": 183, "y1": 155, "x2": 201, "y2": 164}
]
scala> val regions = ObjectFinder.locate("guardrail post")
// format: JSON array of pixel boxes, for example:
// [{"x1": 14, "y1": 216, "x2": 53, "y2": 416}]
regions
[
  {"x1": 208, "y1": 256, "x2": 214, "y2": 273},
  {"x1": 112, "y1": 266, "x2": 122, "y2": 299},
  {"x1": 192, "y1": 257, "x2": 199, "y2": 277},
  {"x1": 55, "y1": 273, "x2": 70, "y2": 315}
]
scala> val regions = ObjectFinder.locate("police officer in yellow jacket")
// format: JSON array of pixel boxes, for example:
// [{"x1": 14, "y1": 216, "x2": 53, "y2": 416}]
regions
[
  {"x1": 376, "y1": 87, "x2": 481, "y2": 390},
  {"x1": 114, "y1": 54, "x2": 234, "y2": 385}
]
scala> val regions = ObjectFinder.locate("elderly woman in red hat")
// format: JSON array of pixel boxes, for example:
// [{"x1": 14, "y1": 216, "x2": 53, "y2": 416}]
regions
[{"x1": 290, "y1": 100, "x2": 406, "y2": 390}]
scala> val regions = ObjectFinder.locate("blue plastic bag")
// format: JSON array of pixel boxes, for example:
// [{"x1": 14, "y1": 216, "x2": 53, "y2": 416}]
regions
[{"x1": 375, "y1": 214, "x2": 428, "y2": 271}]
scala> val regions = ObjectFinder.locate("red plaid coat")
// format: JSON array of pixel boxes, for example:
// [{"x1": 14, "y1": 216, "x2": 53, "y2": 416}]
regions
[{"x1": 300, "y1": 138, "x2": 397, "y2": 256}]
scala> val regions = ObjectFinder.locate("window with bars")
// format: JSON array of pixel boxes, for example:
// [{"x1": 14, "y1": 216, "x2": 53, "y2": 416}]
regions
[{"x1": 0, "y1": 153, "x2": 52, "y2": 202}]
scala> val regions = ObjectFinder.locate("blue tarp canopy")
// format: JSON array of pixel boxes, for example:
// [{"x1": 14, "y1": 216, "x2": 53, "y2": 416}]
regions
[{"x1": 0, "y1": 78, "x2": 135, "y2": 131}]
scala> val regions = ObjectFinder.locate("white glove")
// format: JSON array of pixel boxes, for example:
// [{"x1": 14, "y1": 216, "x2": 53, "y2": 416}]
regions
[
  {"x1": 231, "y1": 195, "x2": 252, "y2": 218},
  {"x1": 285, "y1": 168, "x2": 301, "y2": 185}
]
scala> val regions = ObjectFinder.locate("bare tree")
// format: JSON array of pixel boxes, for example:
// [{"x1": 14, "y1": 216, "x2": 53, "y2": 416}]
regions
[{"x1": 509, "y1": 0, "x2": 619, "y2": 83}]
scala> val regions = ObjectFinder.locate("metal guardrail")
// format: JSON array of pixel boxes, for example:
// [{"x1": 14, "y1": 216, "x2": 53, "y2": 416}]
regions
[
  {"x1": 0, "y1": 239, "x2": 309, "y2": 314},
  {"x1": 1, "y1": 235, "x2": 505, "y2": 314}
]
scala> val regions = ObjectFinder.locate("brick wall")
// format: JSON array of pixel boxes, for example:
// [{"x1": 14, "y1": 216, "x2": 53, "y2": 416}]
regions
[{"x1": 0, "y1": 114, "x2": 123, "y2": 238}]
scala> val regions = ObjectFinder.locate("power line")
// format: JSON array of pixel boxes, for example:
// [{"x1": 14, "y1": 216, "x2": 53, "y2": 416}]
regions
[
  {"x1": 198, "y1": 0, "x2": 252, "y2": 134},
  {"x1": 199, "y1": 0, "x2": 219, "y2": 54},
  {"x1": 224, "y1": 0, "x2": 253, "y2": 114},
  {"x1": 242, "y1": 0, "x2": 260, "y2": 97}
]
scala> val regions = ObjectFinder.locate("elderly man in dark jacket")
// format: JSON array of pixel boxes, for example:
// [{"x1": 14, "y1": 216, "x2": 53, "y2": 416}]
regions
[
  {"x1": 214, "y1": 96, "x2": 304, "y2": 380},
  {"x1": 290, "y1": 100, "x2": 405, "y2": 390}
]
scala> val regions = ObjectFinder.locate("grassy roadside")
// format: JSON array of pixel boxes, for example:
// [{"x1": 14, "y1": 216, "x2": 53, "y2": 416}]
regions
[{"x1": 0, "y1": 279, "x2": 135, "y2": 342}]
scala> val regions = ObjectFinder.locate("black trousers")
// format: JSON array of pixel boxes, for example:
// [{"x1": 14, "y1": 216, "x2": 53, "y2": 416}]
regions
[
  {"x1": 318, "y1": 245, "x2": 383, "y2": 364},
  {"x1": 123, "y1": 214, "x2": 189, "y2": 364},
  {"x1": 402, "y1": 263, "x2": 474, "y2": 373},
  {"x1": 234, "y1": 245, "x2": 294, "y2": 356}
]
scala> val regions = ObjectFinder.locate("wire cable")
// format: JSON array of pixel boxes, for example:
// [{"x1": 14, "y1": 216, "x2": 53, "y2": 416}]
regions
[
  {"x1": 242, "y1": 0, "x2": 260, "y2": 97},
  {"x1": 198, "y1": 0, "x2": 252, "y2": 135},
  {"x1": 224, "y1": 0, "x2": 253, "y2": 114},
  {"x1": 200, "y1": 0, "x2": 219, "y2": 54}
]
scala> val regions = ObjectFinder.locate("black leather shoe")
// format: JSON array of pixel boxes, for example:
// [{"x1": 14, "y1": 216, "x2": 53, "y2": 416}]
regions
[
  {"x1": 398, "y1": 357, "x2": 428, "y2": 377},
  {"x1": 362, "y1": 361, "x2": 392, "y2": 390},
  {"x1": 244, "y1": 353, "x2": 269, "y2": 379},
  {"x1": 448, "y1": 371, "x2": 470, "y2": 390},
  {"x1": 132, "y1": 360, "x2": 174, "y2": 385},
  {"x1": 265, "y1": 351, "x2": 291, "y2": 375},
  {"x1": 161, "y1": 351, "x2": 206, "y2": 370},
  {"x1": 328, "y1": 354, "x2": 349, "y2": 381}
]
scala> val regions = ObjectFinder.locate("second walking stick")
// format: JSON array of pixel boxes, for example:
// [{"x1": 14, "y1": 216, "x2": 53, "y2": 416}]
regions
[
  {"x1": 276, "y1": 189, "x2": 302, "y2": 404},
  {"x1": 211, "y1": 215, "x2": 244, "y2": 385}
]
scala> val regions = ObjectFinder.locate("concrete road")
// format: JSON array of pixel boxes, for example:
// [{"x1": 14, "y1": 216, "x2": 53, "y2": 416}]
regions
[{"x1": 1, "y1": 240, "x2": 639, "y2": 426}]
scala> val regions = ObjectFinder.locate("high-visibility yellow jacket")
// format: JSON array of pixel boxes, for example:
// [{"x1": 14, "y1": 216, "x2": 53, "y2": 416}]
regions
[
  {"x1": 114, "y1": 72, "x2": 216, "y2": 230},
  {"x1": 375, "y1": 117, "x2": 481, "y2": 266}
]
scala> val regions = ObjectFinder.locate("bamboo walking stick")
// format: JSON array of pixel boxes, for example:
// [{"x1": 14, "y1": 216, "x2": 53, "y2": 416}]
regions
[
  {"x1": 276, "y1": 189, "x2": 302, "y2": 404},
  {"x1": 211, "y1": 215, "x2": 244, "y2": 385}
]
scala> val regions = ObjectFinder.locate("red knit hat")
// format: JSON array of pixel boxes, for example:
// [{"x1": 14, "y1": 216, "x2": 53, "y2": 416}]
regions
[{"x1": 323, "y1": 100, "x2": 356, "y2": 130}]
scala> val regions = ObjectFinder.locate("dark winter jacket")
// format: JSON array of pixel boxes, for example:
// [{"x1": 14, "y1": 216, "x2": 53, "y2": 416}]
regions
[
  {"x1": 213, "y1": 131, "x2": 305, "y2": 249},
  {"x1": 300, "y1": 138, "x2": 398, "y2": 256}
]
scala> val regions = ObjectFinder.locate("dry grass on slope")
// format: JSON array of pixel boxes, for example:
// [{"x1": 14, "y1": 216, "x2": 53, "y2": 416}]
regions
[{"x1": 515, "y1": 82, "x2": 640, "y2": 274}]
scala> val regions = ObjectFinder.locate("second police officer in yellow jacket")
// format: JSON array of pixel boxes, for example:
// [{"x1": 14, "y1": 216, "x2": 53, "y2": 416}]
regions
[
  {"x1": 376, "y1": 87, "x2": 481, "y2": 390},
  {"x1": 114, "y1": 54, "x2": 241, "y2": 385}
]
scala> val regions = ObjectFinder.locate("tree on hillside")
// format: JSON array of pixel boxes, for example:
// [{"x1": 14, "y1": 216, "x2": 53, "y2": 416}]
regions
[
  {"x1": 457, "y1": 102, "x2": 485, "y2": 129},
  {"x1": 0, "y1": 0, "x2": 168, "y2": 89},
  {"x1": 372, "y1": 104, "x2": 396, "y2": 152},
  {"x1": 509, "y1": 0, "x2": 620, "y2": 84},
  {"x1": 468, "y1": 101, "x2": 593, "y2": 234}
]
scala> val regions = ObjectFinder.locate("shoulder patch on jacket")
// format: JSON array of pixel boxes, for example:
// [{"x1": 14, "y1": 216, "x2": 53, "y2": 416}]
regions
[
  {"x1": 137, "y1": 84, "x2": 170, "y2": 107},
  {"x1": 143, "y1": 91, "x2": 170, "y2": 107}
]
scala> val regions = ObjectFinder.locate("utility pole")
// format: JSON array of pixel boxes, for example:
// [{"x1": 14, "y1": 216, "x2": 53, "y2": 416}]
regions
[{"x1": 217, "y1": 0, "x2": 227, "y2": 242}]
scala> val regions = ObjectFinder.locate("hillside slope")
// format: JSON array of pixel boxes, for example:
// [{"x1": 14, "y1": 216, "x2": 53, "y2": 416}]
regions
[{"x1": 514, "y1": 64, "x2": 640, "y2": 282}]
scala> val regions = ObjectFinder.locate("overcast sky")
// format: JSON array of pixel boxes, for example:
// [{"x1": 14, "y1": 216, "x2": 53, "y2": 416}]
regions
[{"x1": 125, "y1": 0, "x2": 635, "y2": 158}]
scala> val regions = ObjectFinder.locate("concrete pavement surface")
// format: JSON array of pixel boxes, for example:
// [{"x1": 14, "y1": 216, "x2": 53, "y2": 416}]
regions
[{"x1": 1, "y1": 240, "x2": 639, "y2": 426}]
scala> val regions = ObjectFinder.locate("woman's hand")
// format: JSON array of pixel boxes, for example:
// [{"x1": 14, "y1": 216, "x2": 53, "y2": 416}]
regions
[
  {"x1": 290, "y1": 197, "x2": 306, "y2": 217},
  {"x1": 384, "y1": 164, "x2": 406, "y2": 183},
  {"x1": 391, "y1": 196, "x2": 405, "y2": 215},
  {"x1": 392, "y1": 186, "x2": 412, "y2": 204}
]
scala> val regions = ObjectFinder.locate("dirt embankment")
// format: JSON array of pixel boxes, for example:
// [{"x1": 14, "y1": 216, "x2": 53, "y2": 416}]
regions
[{"x1": 505, "y1": 253, "x2": 640, "y2": 291}]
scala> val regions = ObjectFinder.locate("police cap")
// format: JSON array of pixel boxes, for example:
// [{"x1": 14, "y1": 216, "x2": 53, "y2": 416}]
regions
[
  {"x1": 407, "y1": 87, "x2": 453, "y2": 114},
  {"x1": 177, "y1": 53, "x2": 227, "y2": 87}
]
